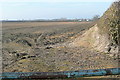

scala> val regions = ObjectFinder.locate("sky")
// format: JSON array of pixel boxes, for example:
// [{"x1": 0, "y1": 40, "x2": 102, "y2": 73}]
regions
[{"x1": 0, "y1": 0, "x2": 115, "y2": 20}]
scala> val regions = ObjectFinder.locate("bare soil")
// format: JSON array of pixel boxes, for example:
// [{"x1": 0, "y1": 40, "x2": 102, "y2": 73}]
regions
[{"x1": 2, "y1": 22, "x2": 118, "y2": 73}]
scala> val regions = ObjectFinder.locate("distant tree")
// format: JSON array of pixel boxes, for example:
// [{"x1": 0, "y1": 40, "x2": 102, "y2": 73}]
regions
[
  {"x1": 60, "y1": 18, "x2": 67, "y2": 21},
  {"x1": 92, "y1": 15, "x2": 100, "y2": 21}
]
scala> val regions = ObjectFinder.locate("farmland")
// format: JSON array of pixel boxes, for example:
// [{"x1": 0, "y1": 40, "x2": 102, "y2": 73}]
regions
[{"x1": 2, "y1": 22, "x2": 118, "y2": 72}]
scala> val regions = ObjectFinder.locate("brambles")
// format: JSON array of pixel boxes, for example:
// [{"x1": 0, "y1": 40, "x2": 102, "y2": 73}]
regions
[{"x1": 109, "y1": 19, "x2": 119, "y2": 45}]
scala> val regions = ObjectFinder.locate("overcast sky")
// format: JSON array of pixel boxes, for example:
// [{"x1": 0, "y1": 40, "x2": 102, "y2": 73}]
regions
[{"x1": 0, "y1": 0, "x2": 115, "y2": 20}]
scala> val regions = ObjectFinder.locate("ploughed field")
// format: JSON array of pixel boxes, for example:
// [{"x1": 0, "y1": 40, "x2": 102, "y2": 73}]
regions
[{"x1": 2, "y1": 22, "x2": 118, "y2": 72}]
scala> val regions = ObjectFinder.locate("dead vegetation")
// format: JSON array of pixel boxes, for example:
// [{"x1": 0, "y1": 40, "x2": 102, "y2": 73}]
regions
[{"x1": 70, "y1": 1, "x2": 120, "y2": 56}]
